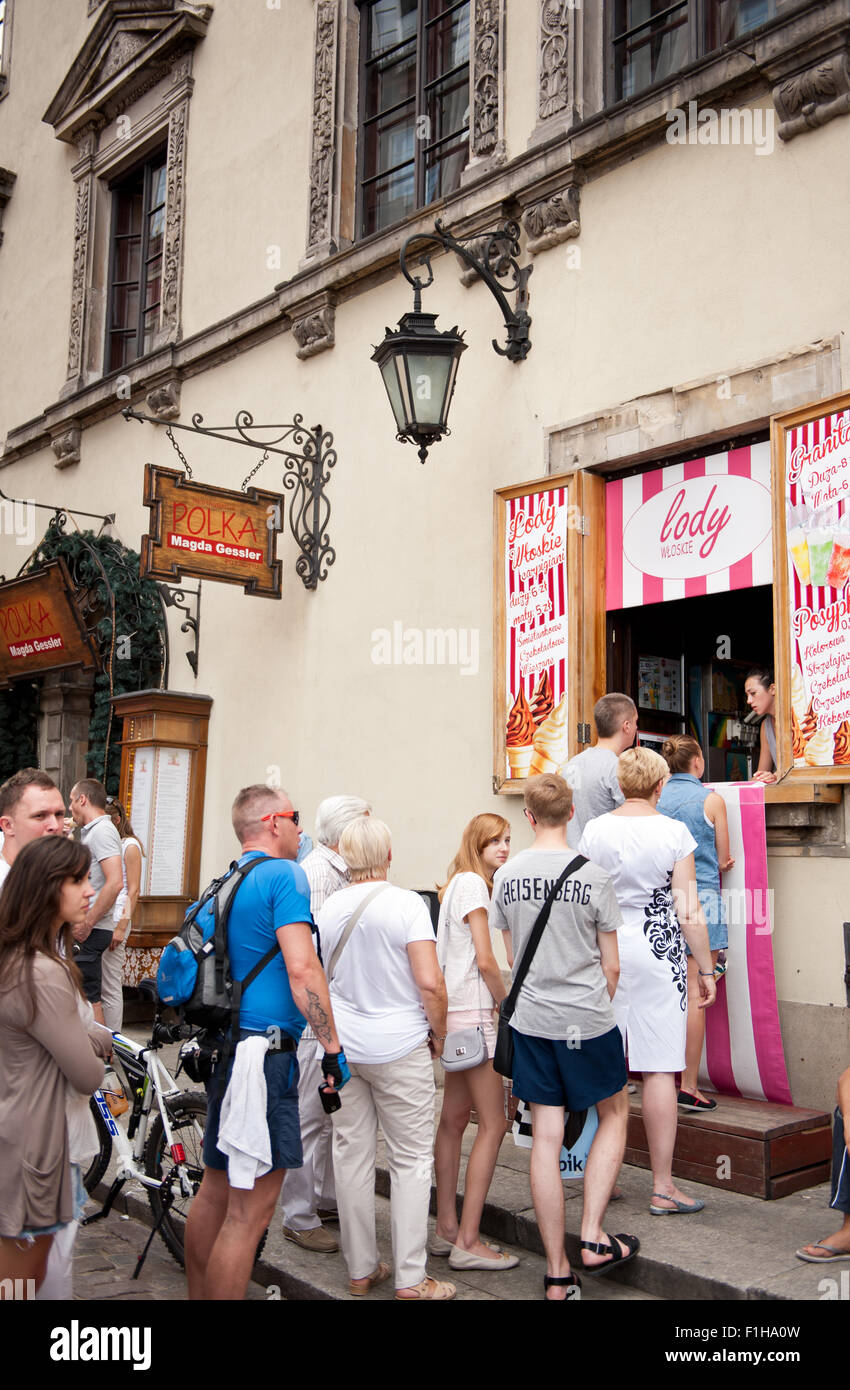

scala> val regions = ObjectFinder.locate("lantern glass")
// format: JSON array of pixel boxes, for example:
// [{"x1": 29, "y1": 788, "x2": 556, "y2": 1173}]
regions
[
  {"x1": 380, "y1": 356, "x2": 407, "y2": 433},
  {"x1": 406, "y1": 352, "x2": 453, "y2": 429}
]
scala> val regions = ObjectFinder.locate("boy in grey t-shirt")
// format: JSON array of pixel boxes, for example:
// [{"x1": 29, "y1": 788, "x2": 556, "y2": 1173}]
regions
[
  {"x1": 489, "y1": 773, "x2": 636, "y2": 1297},
  {"x1": 559, "y1": 692, "x2": 638, "y2": 848}
]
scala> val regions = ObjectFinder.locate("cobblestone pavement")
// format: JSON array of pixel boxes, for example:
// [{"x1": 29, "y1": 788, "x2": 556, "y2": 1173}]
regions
[{"x1": 72, "y1": 1209, "x2": 269, "y2": 1301}]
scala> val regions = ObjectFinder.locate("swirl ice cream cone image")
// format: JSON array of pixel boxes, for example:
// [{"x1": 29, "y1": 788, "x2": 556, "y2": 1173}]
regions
[
  {"x1": 530, "y1": 671, "x2": 554, "y2": 727},
  {"x1": 800, "y1": 702, "x2": 817, "y2": 743},
  {"x1": 790, "y1": 663, "x2": 807, "y2": 725},
  {"x1": 529, "y1": 693, "x2": 569, "y2": 775},
  {"x1": 833, "y1": 722, "x2": 850, "y2": 765},
  {"x1": 804, "y1": 726, "x2": 833, "y2": 766},
  {"x1": 791, "y1": 708, "x2": 806, "y2": 766},
  {"x1": 506, "y1": 688, "x2": 535, "y2": 778}
]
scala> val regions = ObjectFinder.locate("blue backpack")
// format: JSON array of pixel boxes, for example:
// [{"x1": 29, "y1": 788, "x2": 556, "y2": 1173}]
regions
[{"x1": 157, "y1": 855, "x2": 276, "y2": 1034}]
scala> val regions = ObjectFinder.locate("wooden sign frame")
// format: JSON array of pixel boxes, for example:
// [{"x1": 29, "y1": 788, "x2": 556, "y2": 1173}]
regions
[
  {"x1": 771, "y1": 386, "x2": 850, "y2": 782},
  {"x1": 142, "y1": 465, "x2": 283, "y2": 598},
  {"x1": 0, "y1": 557, "x2": 99, "y2": 688},
  {"x1": 493, "y1": 470, "x2": 604, "y2": 794}
]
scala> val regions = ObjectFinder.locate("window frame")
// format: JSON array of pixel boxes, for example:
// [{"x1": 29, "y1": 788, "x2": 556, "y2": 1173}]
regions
[
  {"x1": 104, "y1": 151, "x2": 168, "y2": 374},
  {"x1": 356, "y1": 0, "x2": 471, "y2": 241},
  {"x1": 0, "y1": 0, "x2": 14, "y2": 100}
]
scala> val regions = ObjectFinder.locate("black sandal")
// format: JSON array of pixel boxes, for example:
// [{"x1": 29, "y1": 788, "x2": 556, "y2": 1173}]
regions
[
  {"x1": 580, "y1": 1232, "x2": 640, "y2": 1277},
  {"x1": 543, "y1": 1272, "x2": 582, "y2": 1300}
]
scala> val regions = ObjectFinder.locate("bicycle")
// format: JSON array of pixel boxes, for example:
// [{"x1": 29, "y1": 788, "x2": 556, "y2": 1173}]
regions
[{"x1": 82, "y1": 983, "x2": 209, "y2": 1273}]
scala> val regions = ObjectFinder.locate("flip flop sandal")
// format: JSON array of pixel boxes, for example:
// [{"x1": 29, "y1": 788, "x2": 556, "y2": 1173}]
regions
[
  {"x1": 543, "y1": 1273, "x2": 582, "y2": 1300},
  {"x1": 580, "y1": 1232, "x2": 640, "y2": 1277},
  {"x1": 795, "y1": 1241, "x2": 850, "y2": 1263},
  {"x1": 349, "y1": 1261, "x2": 392, "y2": 1296},
  {"x1": 395, "y1": 1276, "x2": 457, "y2": 1300},
  {"x1": 650, "y1": 1193, "x2": 705, "y2": 1214}
]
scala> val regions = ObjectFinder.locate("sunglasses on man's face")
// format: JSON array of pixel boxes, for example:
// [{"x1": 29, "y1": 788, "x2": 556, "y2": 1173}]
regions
[{"x1": 261, "y1": 809, "x2": 300, "y2": 828}]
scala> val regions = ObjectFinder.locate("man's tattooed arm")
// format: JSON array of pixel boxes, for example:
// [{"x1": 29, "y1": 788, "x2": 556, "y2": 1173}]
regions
[{"x1": 304, "y1": 988, "x2": 334, "y2": 1048}]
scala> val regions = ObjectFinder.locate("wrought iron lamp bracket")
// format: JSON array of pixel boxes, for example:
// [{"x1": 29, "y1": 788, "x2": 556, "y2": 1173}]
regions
[
  {"x1": 157, "y1": 582, "x2": 200, "y2": 677},
  {"x1": 123, "y1": 406, "x2": 337, "y2": 591},
  {"x1": 399, "y1": 217, "x2": 532, "y2": 362}
]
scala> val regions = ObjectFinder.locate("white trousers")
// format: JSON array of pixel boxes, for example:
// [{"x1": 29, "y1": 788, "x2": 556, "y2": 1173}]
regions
[
  {"x1": 331, "y1": 1040, "x2": 434, "y2": 1290},
  {"x1": 100, "y1": 936, "x2": 126, "y2": 1033},
  {"x1": 280, "y1": 1034, "x2": 336, "y2": 1230}
]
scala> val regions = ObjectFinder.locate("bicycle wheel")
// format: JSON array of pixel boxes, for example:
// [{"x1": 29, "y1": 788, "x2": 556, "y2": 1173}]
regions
[
  {"x1": 144, "y1": 1091, "x2": 207, "y2": 1268},
  {"x1": 83, "y1": 1096, "x2": 113, "y2": 1195}
]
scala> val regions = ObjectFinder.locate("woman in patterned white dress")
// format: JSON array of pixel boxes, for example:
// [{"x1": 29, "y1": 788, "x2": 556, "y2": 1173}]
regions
[
  {"x1": 579, "y1": 748, "x2": 717, "y2": 1215},
  {"x1": 432, "y1": 814, "x2": 517, "y2": 1271}
]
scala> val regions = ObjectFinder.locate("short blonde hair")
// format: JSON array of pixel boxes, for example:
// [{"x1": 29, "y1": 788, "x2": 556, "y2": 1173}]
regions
[
  {"x1": 339, "y1": 815, "x2": 391, "y2": 882},
  {"x1": 524, "y1": 774, "x2": 573, "y2": 827},
  {"x1": 617, "y1": 747, "x2": 669, "y2": 800}
]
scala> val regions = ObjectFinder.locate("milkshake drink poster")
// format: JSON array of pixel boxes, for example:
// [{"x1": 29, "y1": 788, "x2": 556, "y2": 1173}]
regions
[
  {"x1": 499, "y1": 482, "x2": 571, "y2": 782},
  {"x1": 783, "y1": 402, "x2": 850, "y2": 770}
]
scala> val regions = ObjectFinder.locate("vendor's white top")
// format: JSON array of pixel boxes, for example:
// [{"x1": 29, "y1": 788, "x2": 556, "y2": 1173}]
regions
[
  {"x1": 318, "y1": 881, "x2": 435, "y2": 1064},
  {"x1": 436, "y1": 871, "x2": 493, "y2": 1011},
  {"x1": 113, "y1": 836, "x2": 143, "y2": 922}
]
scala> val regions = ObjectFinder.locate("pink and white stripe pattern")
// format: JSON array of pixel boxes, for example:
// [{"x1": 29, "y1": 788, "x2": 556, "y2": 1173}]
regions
[
  {"x1": 699, "y1": 783, "x2": 792, "y2": 1105},
  {"x1": 606, "y1": 442, "x2": 772, "y2": 610}
]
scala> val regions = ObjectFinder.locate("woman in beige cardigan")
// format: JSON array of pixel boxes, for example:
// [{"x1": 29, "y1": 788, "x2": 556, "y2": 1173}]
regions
[{"x1": 0, "y1": 836, "x2": 109, "y2": 1299}]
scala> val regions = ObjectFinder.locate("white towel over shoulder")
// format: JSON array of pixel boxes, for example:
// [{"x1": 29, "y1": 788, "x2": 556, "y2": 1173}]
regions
[{"x1": 218, "y1": 1035, "x2": 271, "y2": 1189}]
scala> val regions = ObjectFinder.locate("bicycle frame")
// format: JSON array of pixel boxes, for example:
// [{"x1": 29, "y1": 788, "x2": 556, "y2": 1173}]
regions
[{"x1": 89, "y1": 1030, "x2": 195, "y2": 1200}]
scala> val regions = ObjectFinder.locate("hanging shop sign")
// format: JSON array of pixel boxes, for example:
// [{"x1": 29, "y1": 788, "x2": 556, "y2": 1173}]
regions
[
  {"x1": 606, "y1": 443, "x2": 772, "y2": 610},
  {"x1": 0, "y1": 558, "x2": 99, "y2": 687},
  {"x1": 141, "y1": 466, "x2": 283, "y2": 598},
  {"x1": 772, "y1": 389, "x2": 850, "y2": 780}
]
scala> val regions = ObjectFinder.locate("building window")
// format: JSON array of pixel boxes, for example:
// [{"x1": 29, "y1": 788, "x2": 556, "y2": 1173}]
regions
[
  {"x1": 609, "y1": 1, "x2": 803, "y2": 105},
  {"x1": 358, "y1": 0, "x2": 470, "y2": 239},
  {"x1": 106, "y1": 153, "x2": 166, "y2": 373}
]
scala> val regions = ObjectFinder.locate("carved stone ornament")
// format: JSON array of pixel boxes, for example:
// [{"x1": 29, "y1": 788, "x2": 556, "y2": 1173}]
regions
[
  {"x1": 161, "y1": 102, "x2": 188, "y2": 336},
  {"x1": 146, "y1": 378, "x2": 181, "y2": 420},
  {"x1": 51, "y1": 426, "x2": 83, "y2": 470},
  {"x1": 67, "y1": 178, "x2": 91, "y2": 379},
  {"x1": 456, "y1": 233, "x2": 496, "y2": 288},
  {"x1": 291, "y1": 295, "x2": 336, "y2": 360},
  {"x1": 306, "y1": 0, "x2": 338, "y2": 253},
  {"x1": 44, "y1": 2, "x2": 212, "y2": 145},
  {"x1": 471, "y1": 1, "x2": 501, "y2": 159},
  {"x1": 523, "y1": 183, "x2": 580, "y2": 255},
  {"x1": 772, "y1": 48, "x2": 850, "y2": 141},
  {"x1": 539, "y1": 0, "x2": 571, "y2": 121}
]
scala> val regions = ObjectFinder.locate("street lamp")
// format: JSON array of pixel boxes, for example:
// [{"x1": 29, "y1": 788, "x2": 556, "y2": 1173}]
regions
[{"x1": 373, "y1": 218, "x2": 532, "y2": 464}]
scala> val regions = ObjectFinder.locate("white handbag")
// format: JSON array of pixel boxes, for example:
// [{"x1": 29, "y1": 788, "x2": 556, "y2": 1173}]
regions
[{"x1": 437, "y1": 877, "x2": 488, "y2": 1073}]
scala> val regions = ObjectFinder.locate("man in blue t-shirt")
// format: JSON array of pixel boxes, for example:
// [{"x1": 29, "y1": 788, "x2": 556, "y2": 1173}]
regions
[{"x1": 185, "y1": 784, "x2": 348, "y2": 1301}]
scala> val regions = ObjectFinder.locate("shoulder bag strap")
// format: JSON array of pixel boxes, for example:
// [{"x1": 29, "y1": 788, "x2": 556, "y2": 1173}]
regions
[
  {"x1": 326, "y1": 882, "x2": 389, "y2": 982},
  {"x1": 502, "y1": 855, "x2": 587, "y2": 1022}
]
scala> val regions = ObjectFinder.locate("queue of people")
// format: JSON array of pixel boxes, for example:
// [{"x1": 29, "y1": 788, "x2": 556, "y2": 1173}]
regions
[{"x1": 1, "y1": 692, "x2": 847, "y2": 1301}]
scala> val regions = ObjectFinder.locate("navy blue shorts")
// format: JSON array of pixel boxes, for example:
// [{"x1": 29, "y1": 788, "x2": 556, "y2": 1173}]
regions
[
  {"x1": 203, "y1": 1030, "x2": 303, "y2": 1173},
  {"x1": 830, "y1": 1108, "x2": 850, "y2": 1216},
  {"x1": 511, "y1": 1025, "x2": 627, "y2": 1111}
]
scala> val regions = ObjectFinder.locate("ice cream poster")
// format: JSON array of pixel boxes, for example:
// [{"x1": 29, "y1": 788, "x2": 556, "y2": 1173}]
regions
[
  {"x1": 501, "y1": 484, "x2": 570, "y2": 781},
  {"x1": 785, "y1": 406, "x2": 850, "y2": 769}
]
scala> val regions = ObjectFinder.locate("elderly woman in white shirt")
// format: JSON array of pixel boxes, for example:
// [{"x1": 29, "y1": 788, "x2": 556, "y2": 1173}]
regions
[{"x1": 318, "y1": 816, "x2": 454, "y2": 1301}]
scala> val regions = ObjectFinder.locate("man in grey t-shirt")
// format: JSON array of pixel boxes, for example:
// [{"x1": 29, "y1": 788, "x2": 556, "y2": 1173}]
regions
[
  {"x1": 559, "y1": 692, "x2": 638, "y2": 848},
  {"x1": 70, "y1": 778, "x2": 123, "y2": 1024},
  {"x1": 490, "y1": 773, "x2": 636, "y2": 1299}
]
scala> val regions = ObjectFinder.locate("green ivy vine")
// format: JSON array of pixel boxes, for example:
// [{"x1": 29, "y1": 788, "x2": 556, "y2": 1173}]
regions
[{"x1": 0, "y1": 524, "x2": 165, "y2": 791}]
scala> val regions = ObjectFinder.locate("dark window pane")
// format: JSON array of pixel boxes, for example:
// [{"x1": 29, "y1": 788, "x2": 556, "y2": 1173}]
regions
[
  {"x1": 364, "y1": 41, "x2": 417, "y2": 120},
  {"x1": 612, "y1": 1, "x2": 689, "y2": 102},
  {"x1": 108, "y1": 332, "x2": 136, "y2": 373},
  {"x1": 150, "y1": 162, "x2": 167, "y2": 209},
  {"x1": 115, "y1": 188, "x2": 143, "y2": 236},
  {"x1": 425, "y1": 1, "x2": 470, "y2": 84},
  {"x1": 367, "y1": 0, "x2": 417, "y2": 58},
  {"x1": 363, "y1": 102, "x2": 416, "y2": 179},
  {"x1": 110, "y1": 284, "x2": 140, "y2": 332},
  {"x1": 144, "y1": 259, "x2": 162, "y2": 309},
  {"x1": 143, "y1": 308, "x2": 160, "y2": 355},
  {"x1": 362, "y1": 163, "x2": 416, "y2": 237},
  {"x1": 426, "y1": 68, "x2": 469, "y2": 147},
  {"x1": 425, "y1": 134, "x2": 467, "y2": 204},
  {"x1": 113, "y1": 236, "x2": 141, "y2": 284}
]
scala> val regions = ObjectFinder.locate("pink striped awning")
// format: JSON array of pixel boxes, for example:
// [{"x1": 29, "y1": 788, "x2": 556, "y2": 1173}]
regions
[{"x1": 606, "y1": 443, "x2": 773, "y2": 610}]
